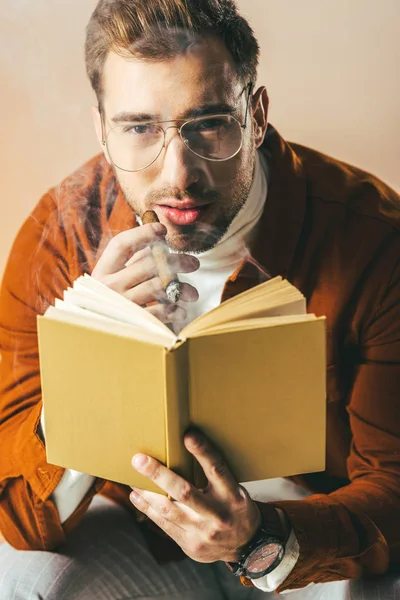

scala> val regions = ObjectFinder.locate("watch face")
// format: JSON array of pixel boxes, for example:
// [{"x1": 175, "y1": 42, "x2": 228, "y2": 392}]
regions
[{"x1": 246, "y1": 542, "x2": 283, "y2": 575}]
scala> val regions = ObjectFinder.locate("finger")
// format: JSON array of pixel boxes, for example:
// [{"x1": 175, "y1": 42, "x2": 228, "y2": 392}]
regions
[
  {"x1": 184, "y1": 430, "x2": 240, "y2": 499},
  {"x1": 146, "y1": 303, "x2": 187, "y2": 325},
  {"x1": 106, "y1": 253, "x2": 200, "y2": 294},
  {"x1": 126, "y1": 278, "x2": 198, "y2": 306},
  {"x1": 132, "y1": 455, "x2": 214, "y2": 517},
  {"x1": 92, "y1": 224, "x2": 166, "y2": 277},
  {"x1": 125, "y1": 245, "x2": 152, "y2": 268},
  {"x1": 171, "y1": 253, "x2": 200, "y2": 275},
  {"x1": 129, "y1": 489, "x2": 185, "y2": 543},
  {"x1": 130, "y1": 488, "x2": 198, "y2": 528}
]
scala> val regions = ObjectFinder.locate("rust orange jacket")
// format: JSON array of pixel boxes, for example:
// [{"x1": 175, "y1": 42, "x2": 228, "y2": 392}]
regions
[{"x1": 1, "y1": 126, "x2": 399, "y2": 593}]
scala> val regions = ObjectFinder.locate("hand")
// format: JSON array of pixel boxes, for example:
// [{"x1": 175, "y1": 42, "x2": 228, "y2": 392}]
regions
[
  {"x1": 129, "y1": 429, "x2": 262, "y2": 563},
  {"x1": 92, "y1": 223, "x2": 199, "y2": 324}
]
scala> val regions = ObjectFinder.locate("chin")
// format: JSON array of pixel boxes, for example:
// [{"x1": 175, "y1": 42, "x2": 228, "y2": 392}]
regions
[{"x1": 166, "y1": 221, "x2": 227, "y2": 254}]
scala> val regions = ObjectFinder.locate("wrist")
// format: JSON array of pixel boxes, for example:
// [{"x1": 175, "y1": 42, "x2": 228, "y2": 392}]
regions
[
  {"x1": 228, "y1": 505, "x2": 288, "y2": 580},
  {"x1": 237, "y1": 502, "x2": 263, "y2": 556}
]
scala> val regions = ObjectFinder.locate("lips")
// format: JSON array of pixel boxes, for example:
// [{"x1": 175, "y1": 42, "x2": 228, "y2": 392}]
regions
[{"x1": 156, "y1": 203, "x2": 209, "y2": 226}]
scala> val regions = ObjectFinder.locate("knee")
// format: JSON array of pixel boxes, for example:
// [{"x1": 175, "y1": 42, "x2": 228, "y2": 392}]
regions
[
  {"x1": 349, "y1": 572, "x2": 400, "y2": 600},
  {"x1": 0, "y1": 545, "x2": 72, "y2": 600}
]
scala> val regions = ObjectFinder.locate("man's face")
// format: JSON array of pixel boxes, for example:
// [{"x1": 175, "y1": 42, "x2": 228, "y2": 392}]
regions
[{"x1": 96, "y1": 37, "x2": 267, "y2": 253}]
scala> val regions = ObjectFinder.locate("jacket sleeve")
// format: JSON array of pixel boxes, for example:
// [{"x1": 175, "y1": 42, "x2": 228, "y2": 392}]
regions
[
  {"x1": 258, "y1": 237, "x2": 400, "y2": 593},
  {"x1": 0, "y1": 193, "x2": 102, "y2": 550}
]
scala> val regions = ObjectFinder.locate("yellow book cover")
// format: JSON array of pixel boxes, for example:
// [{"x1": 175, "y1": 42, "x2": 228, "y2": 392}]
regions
[{"x1": 37, "y1": 275, "x2": 326, "y2": 492}]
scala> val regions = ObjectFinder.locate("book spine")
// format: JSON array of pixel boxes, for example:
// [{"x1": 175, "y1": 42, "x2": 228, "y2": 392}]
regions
[{"x1": 164, "y1": 344, "x2": 193, "y2": 483}]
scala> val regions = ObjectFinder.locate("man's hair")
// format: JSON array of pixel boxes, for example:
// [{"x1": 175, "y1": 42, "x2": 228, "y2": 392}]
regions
[{"x1": 85, "y1": 0, "x2": 260, "y2": 108}]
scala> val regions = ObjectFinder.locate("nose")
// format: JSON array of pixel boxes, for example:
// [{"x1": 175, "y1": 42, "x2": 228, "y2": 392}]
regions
[{"x1": 159, "y1": 125, "x2": 201, "y2": 190}]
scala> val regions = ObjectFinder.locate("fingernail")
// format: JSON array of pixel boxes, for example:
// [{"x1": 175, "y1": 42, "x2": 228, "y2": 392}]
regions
[
  {"x1": 132, "y1": 454, "x2": 149, "y2": 469},
  {"x1": 130, "y1": 490, "x2": 141, "y2": 504},
  {"x1": 153, "y1": 223, "x2": 167, "y2": 235},
  {"x1": 185, "y1": 427, "x2": 204, "y2": 444}
]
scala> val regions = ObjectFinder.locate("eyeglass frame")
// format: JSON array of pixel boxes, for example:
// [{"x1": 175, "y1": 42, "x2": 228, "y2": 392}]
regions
[{"x1": 99, "y1": 81, "x2": 255, "y2": 172}]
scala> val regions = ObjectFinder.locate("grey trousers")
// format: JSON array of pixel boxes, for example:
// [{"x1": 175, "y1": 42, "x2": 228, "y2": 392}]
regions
[{"x1": 0, "y1": 495, "x2": 399, "y2": 599}]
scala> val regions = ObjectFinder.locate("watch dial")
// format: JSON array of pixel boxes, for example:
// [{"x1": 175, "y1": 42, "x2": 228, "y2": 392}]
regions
[{"x1": 246, "y1": 543, "x2": 282, "y2": 574}]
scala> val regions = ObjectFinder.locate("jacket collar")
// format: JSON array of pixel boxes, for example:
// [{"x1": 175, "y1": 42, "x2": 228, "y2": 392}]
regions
[
  {"x1": 222, "y1": 125, "x2": 308, "y2": 301},
  {"x1": 251, "y1": 124, "x2": 307, "y2": 278}
]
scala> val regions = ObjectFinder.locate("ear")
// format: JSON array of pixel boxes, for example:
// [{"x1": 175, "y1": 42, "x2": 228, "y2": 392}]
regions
[
  {"x1": 92, "y1": 105, "x2": 111, "y2": 164},
  {"x1": 251, "y1": 86, "x2": 269, "y2": 148}
]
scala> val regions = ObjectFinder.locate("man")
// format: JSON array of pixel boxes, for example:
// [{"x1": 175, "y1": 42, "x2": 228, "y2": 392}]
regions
[{"x1": 0, "y1": 0, "x2": 399, "y2": 598}]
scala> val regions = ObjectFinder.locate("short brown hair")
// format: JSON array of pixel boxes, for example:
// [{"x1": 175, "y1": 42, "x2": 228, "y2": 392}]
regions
[{"x1": 85, "y1": 0, "x2": 259, "y2": 107}]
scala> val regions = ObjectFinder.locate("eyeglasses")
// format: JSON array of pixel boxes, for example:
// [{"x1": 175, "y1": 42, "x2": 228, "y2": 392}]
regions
[{"x1": 101, "y1": 82, "x2": 254, "y2": 172}]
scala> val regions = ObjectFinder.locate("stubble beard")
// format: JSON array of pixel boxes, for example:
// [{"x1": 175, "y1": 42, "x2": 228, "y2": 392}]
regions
[{"x1": 117, "y1": 152, "x2": 256, "y2": 254}]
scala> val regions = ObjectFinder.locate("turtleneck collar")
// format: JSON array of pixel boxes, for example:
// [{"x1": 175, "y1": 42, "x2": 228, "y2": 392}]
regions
[{"x1": 187, "y1": 150, "x2": 268, "y2": 268}]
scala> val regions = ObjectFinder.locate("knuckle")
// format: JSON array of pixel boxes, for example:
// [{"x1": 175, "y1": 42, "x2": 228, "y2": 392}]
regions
[
  {"x1": 151, "y1": 463, "x2": 162, "y2": 482},
  {"x1": 94, "y1": 273, "x2": 119, "y2": 293},
  {"x1": 109, "y1": 233, "x2": 127, "y2": 253},
  {"x1": 190, "y1": 542, "x2": 204, "y2": 557},
  {"x1": 176, "y1": 483, "x2": 193, "y2": 504},
  {"x1": 210, "y1": 460, "x2": 226, "y2": 479},
  {"x1": 150, "y1": 276, "x2": 164, "y2": 295},
  {"x1": 233, "y1": 486, "x2": 250, "y2": 507},
  {"x1": 159, "y1": 500, "x2": 172, "y2": 518},
  {"x1": 207, "y1": 525, "x2": 223, "y2": 542},
  {"x1": 157, "y1": 516, "x2": 169, "y2": 531},
  {"x1": 231, "y1": 497, "x2": 247, "y2": 515},
  {"x1": 103, "y1": 275, "x2": 120, "y2": 292},
  {"x1": 218, "y1": 512, "x2": 234, "y2": 528}
]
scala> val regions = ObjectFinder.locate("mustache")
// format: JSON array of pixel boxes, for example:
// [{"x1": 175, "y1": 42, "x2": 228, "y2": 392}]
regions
[{"x1": 145, "y1": 184, "x2": 221, "y2": 205}]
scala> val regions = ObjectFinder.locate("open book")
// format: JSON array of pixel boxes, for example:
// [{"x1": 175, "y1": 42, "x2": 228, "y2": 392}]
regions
[{"x1": 37, "y1": 275, "x2": 326, "y2": 493}]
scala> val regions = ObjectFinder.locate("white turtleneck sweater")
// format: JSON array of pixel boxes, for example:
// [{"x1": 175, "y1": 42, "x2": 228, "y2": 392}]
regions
[
  {"x1": 41, "y1": 151, "x2": 311, "y2": 593},
  {"x1": 177, "y1": 148, "x2": 268, "y2": 327}
]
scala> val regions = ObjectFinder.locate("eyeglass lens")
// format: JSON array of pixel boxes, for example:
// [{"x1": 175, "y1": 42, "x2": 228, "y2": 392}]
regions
[{"x1": 106, "y1": 115, "x2": 243, "y2": 172}]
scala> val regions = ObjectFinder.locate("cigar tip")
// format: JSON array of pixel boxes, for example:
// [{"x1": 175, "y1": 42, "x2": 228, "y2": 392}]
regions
[
  {"x1": 142, "y1": 210, "x2": 160, "y2": 225},
  {"x1": 166, "y1": 280, "x2": 182, "y2": 304}
]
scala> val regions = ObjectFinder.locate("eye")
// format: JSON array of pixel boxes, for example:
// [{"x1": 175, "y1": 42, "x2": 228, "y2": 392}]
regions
[
  {"x1": 123, "y1": 124, "x2": 160, "y2": 135},
  {"x1": 197, "y1": 118, "x2": 226, "y2": 131}
]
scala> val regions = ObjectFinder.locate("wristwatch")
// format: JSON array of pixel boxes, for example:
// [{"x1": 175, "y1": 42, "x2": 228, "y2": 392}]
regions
[{"x1": 228, "y1": 508, "x2": 286, "y2": 580}]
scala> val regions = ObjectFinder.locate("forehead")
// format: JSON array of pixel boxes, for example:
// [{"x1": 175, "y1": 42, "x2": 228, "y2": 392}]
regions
[{"x1": 102, "y1": 37, "x2": 242, "y2": 119}]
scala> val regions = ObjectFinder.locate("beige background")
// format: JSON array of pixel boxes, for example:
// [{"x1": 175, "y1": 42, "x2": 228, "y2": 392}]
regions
[{"x1": 0, "y1": 0, "x2": 399, "y2": 276}]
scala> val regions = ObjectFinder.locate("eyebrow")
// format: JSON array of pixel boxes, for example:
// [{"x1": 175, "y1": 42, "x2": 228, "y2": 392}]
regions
[{"x1": 111, "y1": 103, "x2": 237, "y2": 124}]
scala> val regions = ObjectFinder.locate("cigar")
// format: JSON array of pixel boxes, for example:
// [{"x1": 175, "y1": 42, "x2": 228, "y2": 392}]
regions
[{"x1": 142, "y1": 210, "x2": 182, "y2": 303}]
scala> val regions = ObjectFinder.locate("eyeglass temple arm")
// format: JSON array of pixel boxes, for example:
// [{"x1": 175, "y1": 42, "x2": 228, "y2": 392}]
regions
[
  {"x1": 99, "y1": 106, "x2": 107, "y2": 144},
  {"x1": 243, "y1": 81, "x2": 255, "y2": 129}
]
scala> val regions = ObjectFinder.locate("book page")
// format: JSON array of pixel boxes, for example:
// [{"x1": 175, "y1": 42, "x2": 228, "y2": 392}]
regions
[
  {"x1": 77, "y1": 275, "x2": 174, "y2": 336},
  {"x1": 188, "y1": 314, "x2": 317, "y2": 338},
  {"x1": 55, "y1": 275, "x2": 176, "y2": 345},
  {"x1": 46, "y1": 304, "x2": 175, "y2": 348},
  {"x1": 180, "y1": 277, "x2": 306, "y2": 338},
  {"x1": 188, "y1": 318, "x2": 326, "y2": 484}
]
